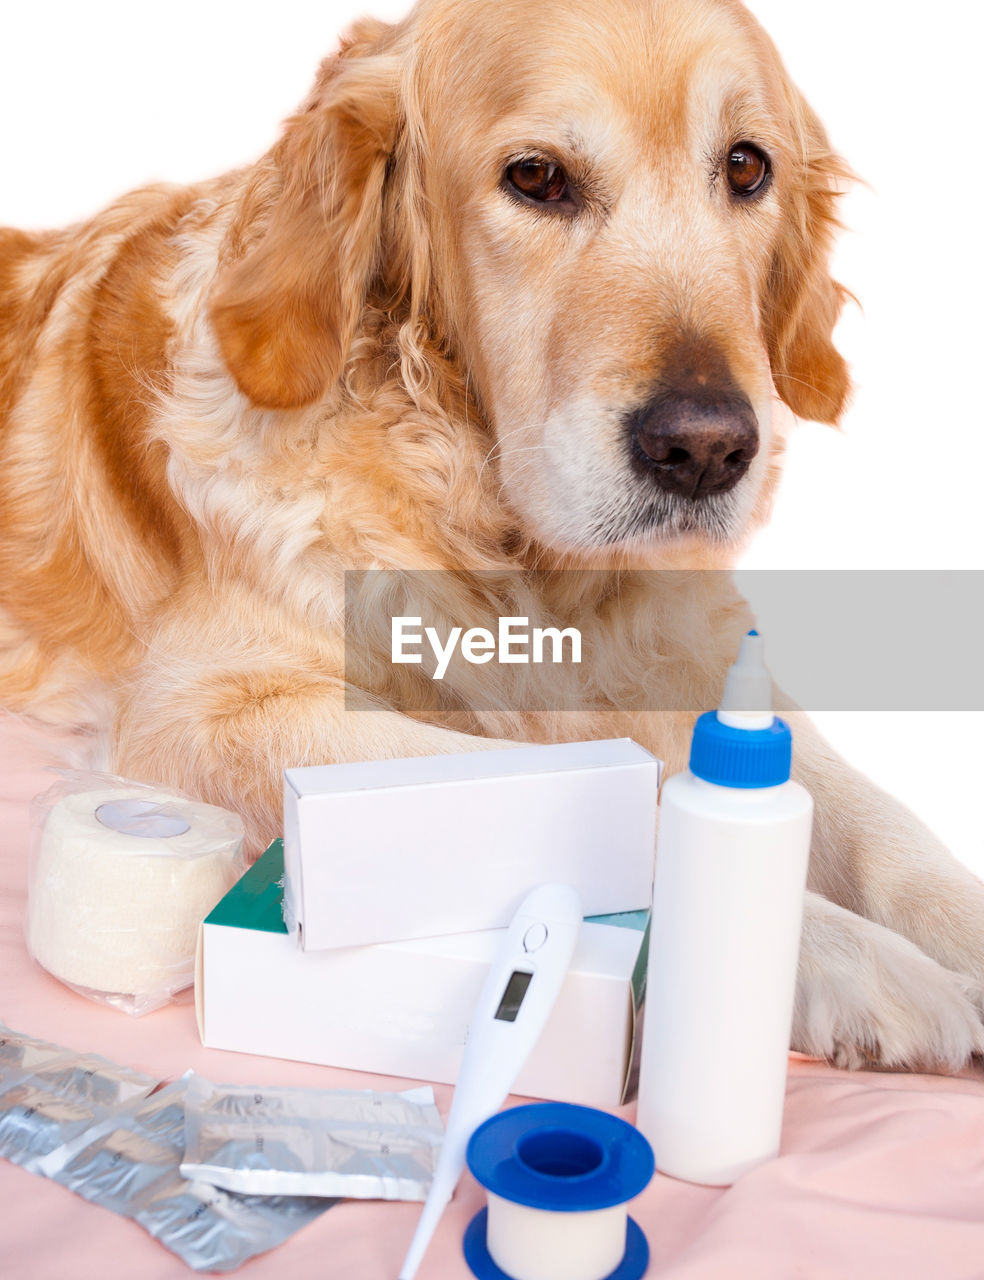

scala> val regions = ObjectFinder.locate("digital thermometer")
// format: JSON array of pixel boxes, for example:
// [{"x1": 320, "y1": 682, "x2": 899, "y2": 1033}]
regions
[{"x1": 398, "y1": 882, "x2": 582, "y2": 1280}]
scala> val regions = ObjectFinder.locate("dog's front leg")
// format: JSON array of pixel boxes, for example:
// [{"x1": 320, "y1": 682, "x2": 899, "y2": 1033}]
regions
[
  {"x1": 795, "y1": 890, "x2": 984, "y2": 1070},
  {"x1": 115, "y1": 653, "x2": 522, "y2": 857},
  {"x1": 619, "y1": 690, "x2": 984, "y2": 1071},
  {"x1": 788, "y1": 712, "x2": 984, "y2": 1068}
]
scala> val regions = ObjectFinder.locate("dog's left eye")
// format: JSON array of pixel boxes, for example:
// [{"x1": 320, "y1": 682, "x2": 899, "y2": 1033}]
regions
[
  {"x1": 505, "y1": 159, "x2": 571, "y2": 204},
  {"x1": 726, "y1": 143, "x2": 771, "y2": 197}
]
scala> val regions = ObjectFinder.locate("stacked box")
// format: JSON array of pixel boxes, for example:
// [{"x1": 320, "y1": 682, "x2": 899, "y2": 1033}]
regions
[{"x1": 196, "y1": 842, "x2": 649, "y2": 1107}]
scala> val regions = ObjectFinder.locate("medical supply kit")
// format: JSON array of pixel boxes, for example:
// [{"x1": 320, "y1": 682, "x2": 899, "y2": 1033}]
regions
[{"x1": 11, "y1": 633, "x2": 813, "y2": 1275}]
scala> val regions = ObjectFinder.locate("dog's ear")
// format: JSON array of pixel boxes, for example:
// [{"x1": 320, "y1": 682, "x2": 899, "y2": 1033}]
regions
[
  {"x1": 762, "y1": 87, "x2": 854, "y2": 424},
  {"x1": 210, "y1": 22, "x2": 400, "y2": 410}
]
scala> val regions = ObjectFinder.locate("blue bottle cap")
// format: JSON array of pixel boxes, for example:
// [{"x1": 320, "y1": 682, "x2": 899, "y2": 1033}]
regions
[{"x1": 688, "y1": 710, "x2": 792, "y2": 788}]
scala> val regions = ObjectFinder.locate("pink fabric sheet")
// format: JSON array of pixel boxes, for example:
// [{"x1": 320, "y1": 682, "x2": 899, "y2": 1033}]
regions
[{"x1": 2, "y1": 710, "x2": 984, "y2": 1279}]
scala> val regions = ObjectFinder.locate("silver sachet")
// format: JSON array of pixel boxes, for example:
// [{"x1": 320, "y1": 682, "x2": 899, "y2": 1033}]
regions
[
  {"x1": 180, "y1": 1073, "x2": 444, "y2": 1200},
  {"x1": 0, "y1": 1021, "x2": 157, "y2": 1172},
  {"x1": 37, "y1": 1075, "x2": 334, "y2": 1272}
]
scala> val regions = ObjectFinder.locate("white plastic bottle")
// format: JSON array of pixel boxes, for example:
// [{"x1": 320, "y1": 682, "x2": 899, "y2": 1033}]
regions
[{"x1": 636, "y1": 631, "x2": 813, "y2": 1185}]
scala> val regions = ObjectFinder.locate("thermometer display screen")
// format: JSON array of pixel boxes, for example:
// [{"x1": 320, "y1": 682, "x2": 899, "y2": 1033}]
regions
[{"x1": 494, "y1": 969, "x2": 534, "y2": 1022}]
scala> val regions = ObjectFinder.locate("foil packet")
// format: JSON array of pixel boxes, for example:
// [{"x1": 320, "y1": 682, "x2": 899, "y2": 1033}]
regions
[
  {"x1": 180, "y1": 1073, "x2": 444, "y2": 1201},
  {"x1": 0, "y1": 1022, "x2": 156, "y2": 1172},
  {"x1": 37, "y1": 1075, "x2": 333, "y2": 1272}
]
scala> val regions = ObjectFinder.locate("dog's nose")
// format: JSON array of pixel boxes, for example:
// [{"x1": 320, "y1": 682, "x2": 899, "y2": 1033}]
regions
[{"x1": 628, "y1": 392, "x2": 760, "y2": 499}]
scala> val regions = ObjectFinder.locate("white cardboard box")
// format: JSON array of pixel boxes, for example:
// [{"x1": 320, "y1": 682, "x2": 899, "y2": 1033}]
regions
[
  {"x1": 283, "y1": 739, "x2": 660, "y2": 950},
  {"x1": 196, "y1": 841, "x2": 648, "y2": 1108}
]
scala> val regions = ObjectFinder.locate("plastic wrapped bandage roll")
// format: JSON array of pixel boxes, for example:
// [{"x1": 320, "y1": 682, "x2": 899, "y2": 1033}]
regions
[
  {"x1": 463, "y1": 1103, "x2": 654, "y2": 1280},
  {"x1": 27, "y1": 776, "x2": 244, "y2": 1015}
]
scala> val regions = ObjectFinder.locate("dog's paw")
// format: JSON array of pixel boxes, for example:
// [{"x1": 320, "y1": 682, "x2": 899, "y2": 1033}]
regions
[{"x1": 795, "y1": 894, "x2": 984, "y2": 1073}]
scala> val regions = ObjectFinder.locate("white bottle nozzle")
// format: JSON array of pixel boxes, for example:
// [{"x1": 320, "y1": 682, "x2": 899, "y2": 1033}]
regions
[{"x1": 717, "y1": 630, "x2": 774, "y2": 730}]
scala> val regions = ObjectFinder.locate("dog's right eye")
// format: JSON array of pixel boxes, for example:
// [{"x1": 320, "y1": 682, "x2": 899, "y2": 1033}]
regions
[
  {"x1": 725, "y1": 143, "x2": 771, "y2": 198},
  {"x1": 505, "y1": 159, "x2": 571, "y2": 205}
]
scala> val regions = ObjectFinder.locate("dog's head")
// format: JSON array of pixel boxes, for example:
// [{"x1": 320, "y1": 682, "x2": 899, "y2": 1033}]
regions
[{"x1": 210, "y1": 0, "x2": 851, "y2": 553}]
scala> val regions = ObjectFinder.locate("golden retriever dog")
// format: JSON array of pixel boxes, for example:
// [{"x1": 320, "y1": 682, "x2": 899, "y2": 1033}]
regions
[{"x1": 2, "y1": 0, "x2": 984, "y2": 1074}]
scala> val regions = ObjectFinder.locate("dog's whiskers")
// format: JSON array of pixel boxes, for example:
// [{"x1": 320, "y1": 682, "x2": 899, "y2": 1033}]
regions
[{"x1": 476, "y1": 424, "x2": 548, "y2": 487}]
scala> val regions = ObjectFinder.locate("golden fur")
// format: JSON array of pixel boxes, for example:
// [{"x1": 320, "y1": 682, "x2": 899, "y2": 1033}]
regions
[{"x1": 3, "y1": 0, "x2": 984, "y2": 1073}]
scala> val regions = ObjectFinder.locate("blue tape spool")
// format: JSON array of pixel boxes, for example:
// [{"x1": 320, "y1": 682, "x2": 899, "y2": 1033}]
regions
[{"x1": 463, "y1": 1102, "x2": 654, "y2": 1280}]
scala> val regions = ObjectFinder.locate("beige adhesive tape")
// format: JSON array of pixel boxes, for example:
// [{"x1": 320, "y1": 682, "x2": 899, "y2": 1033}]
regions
[{"x1": 27, "y1": 784, "x2": 244, "y2": 1013}]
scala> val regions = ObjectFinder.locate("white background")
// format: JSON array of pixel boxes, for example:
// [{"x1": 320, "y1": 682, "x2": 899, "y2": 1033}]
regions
[{"x1": 2, "y1": 1, "x2": 982, "y2": 873}]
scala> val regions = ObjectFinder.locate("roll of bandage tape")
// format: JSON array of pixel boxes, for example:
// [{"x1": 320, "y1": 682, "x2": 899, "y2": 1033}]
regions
[
  {"x1": 27, "y1": 783, "x2": 244, "y2": 1013},
  {"x1": 464, "y1": 1103, "x2": 654, "y2": 1280}
]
